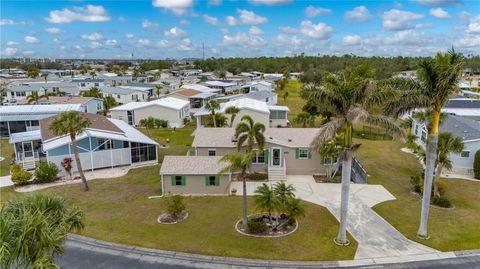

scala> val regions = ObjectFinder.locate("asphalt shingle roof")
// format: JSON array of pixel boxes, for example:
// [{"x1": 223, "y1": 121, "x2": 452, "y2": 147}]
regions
[
  {"x1": 160, "y1": 156, "x2": 229, "y2": 174},
  {"x1": 441, "y1": 115, "x2": 480, "y2": 141}
]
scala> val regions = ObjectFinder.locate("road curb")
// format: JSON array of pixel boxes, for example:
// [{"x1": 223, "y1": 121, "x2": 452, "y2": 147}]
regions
[{"x1": 66, "y1": 234, "x2": 480, "y2": 268}]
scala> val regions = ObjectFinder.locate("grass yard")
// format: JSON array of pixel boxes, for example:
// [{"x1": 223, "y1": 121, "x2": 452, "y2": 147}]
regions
[
  {"x1": 276, "y1": 80, "x2": 306, "y2": 127},
  {"x1": 0, "y1": 139, "x2": 14, "y2": 176},
  {"x1": 138, "y1": 124, "x2": 195, "y2": 162},
  {"x1": 355, "y1": 138, "x2": 480, "y2": 251},
  {"x1": 0, "y1": 165, "x2": 357, "y2": 261}
]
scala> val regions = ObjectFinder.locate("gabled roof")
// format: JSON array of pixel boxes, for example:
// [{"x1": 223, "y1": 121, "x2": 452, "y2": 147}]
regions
[
  {"x1": 160, "y1": 156, "x2": 228, "y2": 175},
  {"x1": 0, "y1": 104, "x2": 82, "y2": 116},
  {"x1": 99, "y1": 86, "x2": 143, "y2": 95},
  {"x1": 110, "y1": 97, "x2": 189, "y2": 111},
  {"x1": 173, "y1": 89, "x2": 202, "y2": 97},
  {"x1": 181, "y1": 84, "x2": 219, "y2": 93},
  {"x1": 244, "y1": 91, "x2": 277, "y2": 101},
  {"x1": 18, "y1": 96, "x2": 99, "y2": 105},
  {"x1": 445, "y1": 98, "x2": 480, "y2": 109},
  {"x1": 203, "y1": 80, "x2": 237, "y2": 87},
  {"x1": 441, "y1": 115, "x2": 480, "y2": 142}
]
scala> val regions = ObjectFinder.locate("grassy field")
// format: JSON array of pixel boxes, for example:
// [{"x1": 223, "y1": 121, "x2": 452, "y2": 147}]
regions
[
  {"x1": 0, "y1": 139, "x2": 14, "y2": 176},
  {"x1": 276, "y1": 80, "x2": 307, "y2": 127},
  {"x1": 355, "y1": 138, "x2": 480, "y2": 251},
  {"x1": 0, "y1": 165, "x2": 357, "y2": 261}
]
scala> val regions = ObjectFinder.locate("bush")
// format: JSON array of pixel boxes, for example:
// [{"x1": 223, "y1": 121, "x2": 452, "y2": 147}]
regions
[
  {"x1": 155, "y1": 119, "x2": 169, "y2": 128},
  {"x1": 11, "y1": 169, "x2": 32, "y2": 185},
  {"x1": 10, "y1": 163, "x2": 22, "y2": 174},
  {"x1": 247, "y1": 172, "x2": 268, "y2": 181},
  {"x1": 474, "y1": 150, "x2": 480, "y2": 180},
  {"x1": 165, "y1": 195, "x2": 186, "y2": 217},
  {"x1": 34, "y1": 162, "x2": 60, "y2": 183},
  {"x1": 247, "y1": 217, "x2": 268, "y2": 234},
  {"x1": 410, "y1": 174, "x2": 422, "y2": 194},
  {"x1": 183, "y1": 117, "x2": 190, "y2": 125},
  {"x1": 432, "y1": 196, "x2": 452, "y2": 208}
]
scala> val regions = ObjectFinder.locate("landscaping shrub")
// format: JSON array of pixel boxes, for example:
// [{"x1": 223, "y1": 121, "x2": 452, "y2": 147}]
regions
[
  {"x1": 474, "y1": 150, "x2": 480, "y2": 180},
  {"x1": 432, "y1": 196, "x2": 452, "y2": 208},
  {"x1": 61, "y1": 157, "x2": 73, "y2": 180},
  {"x1": 247, "y1": 172, "x2": 268, "y2": 181},
  {"x1": 183, "y1": 117, "x2": 190, "y2": 125},
  {"x1": 247, "y1": 217, "x2": 268, "y2": 234},
  {"x1": 165, "y1": 195, "x2": 186, "y2": 217},
  {"x1": 11, "y1": 168, "x2": 32, "y2": 185},
  {"x1": 155, "y1": 119, "x2": 169, "y2": 128},
  {"x1": 410, "y1": 174, "x2": 422, "y2": 194},
  {"x1": 10, "y1": 163, "x2": 22, "y2": 174},
  {"x1": 34, "y1": 162, "x2": 60, "y2": 183}
]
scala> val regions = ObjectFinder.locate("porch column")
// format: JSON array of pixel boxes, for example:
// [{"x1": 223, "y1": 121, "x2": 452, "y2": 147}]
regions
[
  {"x1": 30, "y1": 141, "x2": 34, "y2": 160},
  {"x1": 196, "y1": 116, "x2": 202, "y2": 128},
  {"x1": 7, "y1": 121, "x2": 11, "y2": 136},
  {"x1": 110, "y1": 139, "x2": 114, "y2": 168},
  {"x1": 89, "y1": 137, "x2": 94, "y2": 171}
]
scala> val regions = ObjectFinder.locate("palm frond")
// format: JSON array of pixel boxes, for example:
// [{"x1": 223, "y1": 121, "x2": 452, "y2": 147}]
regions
[
  {"x1": 311, "y1": 117, "x2": 346, "y2": 150},
  {"x1": 364, "y1": 114, "x2": 405, "y2": 139}
]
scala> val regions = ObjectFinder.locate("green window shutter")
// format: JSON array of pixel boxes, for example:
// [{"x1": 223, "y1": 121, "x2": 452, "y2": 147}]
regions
[
  {"x1": 205, "y1": 176, "x2": 209, "y2": 186},
  {"x1": 215, "y1": 176, "x2": 220, "y2": 186},
  {"x1": 308, "y1": 149, "x2": 312, "y2": 159},
  {"x1": 295, "y1": 148, "x2": 299, "y2": 159},
  {"x1": 171, "y1": 176, "x2": 175, "y2": 186},
  {"x1": 181, "y1": 176, "x2": 186, "y2": 186},
  {"x1": 264, "y1": 149, "x2": 269, "y2": 164}
]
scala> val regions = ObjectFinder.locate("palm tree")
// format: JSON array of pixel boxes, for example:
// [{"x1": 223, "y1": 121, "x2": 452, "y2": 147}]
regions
[
  {"x1": 302, "y1": 64, "x2": 403, "y2": 245},
  {"x1": 0, "y1": 88, "x2": 5, "y2": 105},
  {"x1": 89, "y1": 70, "x2": 96, "y2": 79},
  {"x1": 434, "y1": 132, "x2": 464, "y2": 196},
  {"x1": 272, "y1": 181, "x2": 296, "y2": 213},
  {"x1": 225, "y1": 106, "x2": 240, "y2": 127},
  {"x1": 294, "y1": 111, "x2": 315, "y2": 127},
  {"x1": 319, "y1": 137, "x2": 342, "y2": 179},
  {"x1": 386, "y1": 49, "x2": 463, "y2": 238},
  {"x1": 102, "y1": 96, "x2": 117, "y2": 116},
  {"x1": 235, "y1": 115, "x2": 266, "y2": 152},
  {"x1": 254, "y1": 183, "x2": 280, "y2": 226},
  {"x1": 218, "y1": 151, "x2": 256, "y2": 230},
  {"x1": 140, "y1": 116, "x2": 156, "y2": 135},
  {"x1": 26, "y1": 91, "x2": 49, "y2": 104},
  {"x1": 41, "y1": 73, "x2": 48, "y2": 83},
  {"x1": 27, "y1": 67, "x2": 39, "y2": 79},
  {"x1": 412, "y1": 109, "x2": 448, "y2": 133},
  {"x1": 154, "y1": 84, "x2": 163, "y2": 97},
  {"x1": 205, "y1": 100, "x2": 220, "y2": 128},
  {"x1": 82, "y1": 87, "x2": 102, "y2": 98},
  {"x1": 50, "y1": 111, "x2": 91, "y2": 191},
  {"x1": 0, "y1": 194, "x2": 84, "y2": 269},
  {"x1": 282, "y1": 91, "x2": 289, "y2": 102}
]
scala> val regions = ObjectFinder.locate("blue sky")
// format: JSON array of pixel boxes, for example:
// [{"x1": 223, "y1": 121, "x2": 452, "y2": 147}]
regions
[{"x1": 1, "y1": 0, "x2": 479, "y2": 59}]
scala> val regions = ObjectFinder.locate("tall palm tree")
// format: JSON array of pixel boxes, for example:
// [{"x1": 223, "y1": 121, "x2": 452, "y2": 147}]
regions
[
  {"x1": 302, "y1": 64, "x2": 403, "y2": 245},
  {"x1": 205, "y1": 100, "x2": 220, "y2": 128},
  {"x1": 50, "y1": 111, "x2": 91, "y2": 191},
  {"x1": 89, "y1": 70, "x2": 96, "y2": 79},
  {"x1": 27, "y1": 68, "x2": 39, "y2": 79},
  {"x1": 412, "y1": 109, "x2": 448, "y2": 133},
  {"x1": 0, "y1": 194, "x2": 84, "y2": 269},
  {"x1": 294, "y1": 111, "x2": 315, "y2": 127},
  {"x1": 218, "y1": 151, "x2": 256, "y2": 230},
  {"x1": 386, "y1": 49, "x2": 463, "y2": 238},
  {"x1": 434, "y1": 132, "x2": 464, "y2": 196},
  {"x1": 225, "y1": 106, "x2": 240, "y2": 127},
  {"x1": 154, "y1": 84, "x2": 163, "y2": 97},
  {"x1": 102, "y1": 96, "x2": 117, "y2": 116},
  {"x1": 254, "y1": 183, "x2": 280, "y2": 226},
  {"x1": 82, "y1": 87, "x2": 102, "y2": 98},
  {"x1": 235, "y1": 115, "x2": 266, "y2": 152},
  {"x1": 26, "y1": 91, "x2": 49, "y2": 104}
]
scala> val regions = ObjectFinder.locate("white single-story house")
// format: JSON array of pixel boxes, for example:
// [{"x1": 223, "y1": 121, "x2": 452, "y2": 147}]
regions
[
  {"x1": 180, "y1": 84, "x2": 221, "y2": 94},
  {"x1": 9, "y1": 113, "x2": 158, "y2": 171},
  {"x1": 110, "y1": 97, "x2": 190, "y2": 128},
  {"x1": 4, "y1": 85, "x2": 47, "y2": 103},
  {"x1": 412, "y1": 114, "x2": 480, "y2": 176},
  {"x1": 243, "y1": 91, "x2": 278, "y2": 105},
  {"x1": 201, "y1": 80, "x2": 237, "y2": 94},
  {"x1": 99, "y1": 86, "x2": 149, "y2": 104},
  {"x1": 169, "y1": 89, "x2": 217, "y2": 110},
  {"x1": 240, "y1": 81, "x2": 274, "y2": 93},
  {"x1": 17, "y1": 96, "x2": 103, "y2": 114},
  {"x1": 71, "y1": 79, "x2": 105, "y2": 91},
  {"x1": 194, "y1": 97, "x2": 289, "y2": 128},
  {"x1": 0, "y1": 104, "x2": 83, "y2": 137},
  {"x1": 441, "y1": 98, "x2": 480, "y2": 121}
]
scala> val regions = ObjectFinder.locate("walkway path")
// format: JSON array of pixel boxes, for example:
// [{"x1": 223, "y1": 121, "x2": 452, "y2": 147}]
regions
[
  {"x1": 0, "y1": 175, "x2": 13, "y2": 188},
  {"x1": 230, "y1": 176, "x2": 441, "y2": 260}
]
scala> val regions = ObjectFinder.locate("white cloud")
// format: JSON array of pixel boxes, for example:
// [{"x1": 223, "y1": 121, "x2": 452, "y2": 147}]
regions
[
  {"x1": 105, "y1": 39, "x2": 118, "y2": 46},
  {"x1": 23, "y1": 51, "x2": 35, "y2": 56},
  {"x1": 45, "y1": 5, "x2": 110, "y2": 24},
  {"x1": 456, "y1": 34, "x2": 480, "y2": 48},
  {"x1": 237, "y1": 9, "x2": 267, "y2": 25},
  {"x1": 466, "y1": 16, "x2": 480, "y2": 34},
  {"x1": 178, "y1": 38, "x2": 194, "y2": 51},
  {"x1": 223, "y1": 32, "x2": 266, "y2": 47},
  {"x1": 345, "y1": 6, "x2": 372, "y2": 22},
  {"x1": 75, "y1": 45, "x2": 84, "y2": 51},
  {"x1": 342, "y1": 35, "x2": 362, "y2": 46},
  {"x1": 45, "y1": 27, "x2": 61, "y2": 34},
  {"x1": 248, "y1": 0, "x2": 291, "y2": 5},
  {"x1": 305, "y1": 6, "x2": 331, "y2": 18},
  {"x1": 273, "y1": 34, "x2": 304, "y2": 47},
  {"x1": 24, "y1": 36, "x2": 40, "y2": 44},
  {"x1": 164, "y1": 27, "x2": 187, "y2": 38},
  {"x1": 2, "y1": 47, "x2": 18, "y2": 57},
  {"x1": 142, "y1": 19, "x2": 159, "y2": 29},
  {"x1": 226, "y1": 16, "x2": 237, "y2": 26},
  {"x1": 89, "y1": 41, "x2": 102, "y2": 49},
  {"x1": 384, "y1": 30, "x2": 427, "y2": 45},
  {"x1": 382, "y1": 9, "x2": 424, "y2": 31},
  {"x1": 156, "y1": 40, "x2": 170, "y2": 48},
  {"x1": 125, "y1": 34, "x2": 134, "y2": 39},
  {"x1": 0, "y1": 19, "x2": 15, "y2": 25},
  {"x1": 299, "y1": 20, "x2": 333, "y2": 40},
  {"x1": 430, "y1": 8, "x2": 450, "y2": 19},
  {"x1": 414, "y1": 0, "x2": 461, "y2": 7},
  {"x1": 248, "y1": 26, "x2": 263, "y2": 35},
  {"x1": 152, "y1": 0, "x2": 193, "y2": 16},
  {"x1": 6, "y1": 41, "x2": 19, "y2": 46},
  {"x1": 53, "y1": 38, "x2": 62, "y2": 44},
  {"x1": 203, "y1": 14, "x2": 218, "y2": 25},
  {"x1": 279, "y1": 26, "x2": 297, "y2": 34},
  {"x1": 81, "y1": 32, "x2": 103, "y2": 41},
  {"x1": 137, "y1": 39, "x2": 151, "y2": 47}
]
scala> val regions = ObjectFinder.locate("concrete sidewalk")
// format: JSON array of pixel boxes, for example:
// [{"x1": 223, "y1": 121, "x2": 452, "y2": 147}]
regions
[{"x1": 230, "y1": 176, "x2": 440, "y2": 260}]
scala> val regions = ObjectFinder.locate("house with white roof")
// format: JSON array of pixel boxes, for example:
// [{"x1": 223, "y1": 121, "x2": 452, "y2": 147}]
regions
[
  {"x1": 4, "y1": 85, "x2": 47, "y2": 103},
  {"x1": 99, "y1": 86, "x2": 149, "y2": 104},
  {"x1": 180, "y1": 84, "x2": 220, "y2": 94},
  {"x1": 194, "y1": 97, "x2": 289, "y2": 128},
  {"x1": 169, "y1": 89, "x2": 216, "y2": 110},
  {"x1": 0, "y1": 104, "x2": 83, "y2": 137},
  {"x1": 201, "y1": 80, "x2": 237, "y2": 94},
  {"x1": 72, "y1": 78, "x2": 105, "y2": 91},
  {"x1": 18, "y1": 96, "x2": 103, "y2": 114},
  {"x1": 441, "y1": 98, "x2": 480, "y2": 121},
  {"x1": 240, "y1": 80, "x2": 274, "y2": 93},
  {"x1": 110, "y1": 97, "x2": 190, "y2": 128},
  {"x1": 9, "y1": 113, "x2": 158, "y2": 171}
]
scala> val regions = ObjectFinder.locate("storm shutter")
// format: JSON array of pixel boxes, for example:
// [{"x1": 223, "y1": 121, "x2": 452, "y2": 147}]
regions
[
  {"x1": 308, "y1": 149, "x2": 312, "y2": 159},
  {"x1": 205, "y1": 176, "x2": 209, "y2": 186},
  {"x1": 264, "y1": 149, "x2": 269, "y2": 164},
  {"x1": 181, "y1": 176, "x2": 186, "y2": 186},
  {"x1": 171, "y1": 176, "x2": 175, "y2": 186},
  {"x1": 215, "y1": 176, "x2": 220, "y2": 186},
  {"x1": 295, "y1": 148, "x2": 299, "y2": 159}
]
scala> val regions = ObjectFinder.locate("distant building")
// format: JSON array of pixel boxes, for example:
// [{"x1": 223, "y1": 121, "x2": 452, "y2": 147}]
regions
[
  {"x1": 99, "y1": 86, "x2": 149, "y2": 104},
  {"x1": 18, "y1": 96, "x2": 103, "y2": 114}
]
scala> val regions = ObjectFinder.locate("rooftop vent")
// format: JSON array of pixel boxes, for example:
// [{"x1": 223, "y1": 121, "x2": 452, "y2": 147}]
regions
[{"x1": 288, "y1": 139, "x2": 292, "y2": 142}]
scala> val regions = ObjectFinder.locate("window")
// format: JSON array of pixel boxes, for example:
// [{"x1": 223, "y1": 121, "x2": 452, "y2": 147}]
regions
[
  {"x1": 94, "y1": 83, "x2": 99, "y2": 86},
  {"x1": 252, "y1": 151, "x2": 265, "y2": 164},
  {"x1": 132, "y1": 94, "x2": 138, "y2": 101},
  {"x1": 461, "y1": 151, "x2": 470, "y2": 158},
  {"x1": 297, "y1": 148, "x2": 310, "y2": 159},
  {"x1": 117, "y1": 94, "x2": 121, "y2": 99},
  {"x1": 81, "y1": 83, "x2": 86, "y2": 87},
  {"x1": 96, "y1": 102, "x2": 103, "y2": 110},
  {"x1": 208, "y1": 149, "x2": 216, "y2": 156},
  {"x1": 205, "y1": 176, "x2": 219, "y2": 186},
  {"x1": 97, "y1": 138, "x2": 112, "y2": 150},
  {"x1": 172, "y1": 176, "x2": 184, "y2": 186}
]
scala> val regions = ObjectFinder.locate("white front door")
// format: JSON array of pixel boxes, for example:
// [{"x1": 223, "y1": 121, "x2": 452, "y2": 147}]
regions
[{"x1": 271, "y1": 147, "x2": 281, "y2": 167}]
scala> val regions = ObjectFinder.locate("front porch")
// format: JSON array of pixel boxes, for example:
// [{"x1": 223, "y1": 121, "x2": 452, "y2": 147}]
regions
[{"x1": 9, "y1": 130, "x2": 44, "y2": 170}]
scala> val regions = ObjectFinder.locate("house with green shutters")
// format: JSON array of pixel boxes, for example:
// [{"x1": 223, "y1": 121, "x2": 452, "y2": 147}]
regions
[{"x1": 159, "y1": 128, "x2": 327, "y2": 195}]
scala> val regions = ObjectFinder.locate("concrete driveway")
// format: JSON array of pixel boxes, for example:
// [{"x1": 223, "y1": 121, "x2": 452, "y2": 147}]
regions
[{"x1": 230, "y1": 176, "x2": 443, "y2": 260}]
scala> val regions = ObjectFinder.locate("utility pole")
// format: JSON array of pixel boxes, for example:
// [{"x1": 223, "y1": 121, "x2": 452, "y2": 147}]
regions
[{"x1": 202, "y1": 42, "x2": 205, "y2": 60}]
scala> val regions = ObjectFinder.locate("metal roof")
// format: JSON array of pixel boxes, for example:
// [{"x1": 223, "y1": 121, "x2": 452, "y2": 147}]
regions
[
  {"x1": 0, "y1": 104, "x2": 82, "y2": 116},
  {"x1": 9, "y1": 130, "x2": 41, "y2": 144},
  {"x1": 445, "y1": 99, "x2": 480, "y2": 109}
]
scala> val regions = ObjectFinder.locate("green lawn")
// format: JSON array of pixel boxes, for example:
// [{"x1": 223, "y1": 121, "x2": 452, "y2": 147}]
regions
[
  {"x1": 355, "y1": 138, "x2": 480, "y2": 251},
  {"x1": 276, "y1": 80, "x2": 306, "y2": 127},
  {"x1": 0, "y1": 165, "x2": 357, "y2": 261},
  {"x1": 0, "y1": 139, "x2": 14, "y2": 176}
]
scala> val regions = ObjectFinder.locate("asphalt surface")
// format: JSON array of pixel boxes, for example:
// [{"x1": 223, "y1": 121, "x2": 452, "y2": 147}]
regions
[{"x1": 56, "y1": 242, "x2": 480, "y2": 269}]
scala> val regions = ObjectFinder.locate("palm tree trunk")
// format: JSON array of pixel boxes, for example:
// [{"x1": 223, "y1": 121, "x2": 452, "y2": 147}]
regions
[
  {"x1": 212, "y1": 112, "x2": 217, "y2": 128},
  {"x1": 336, "y1": 149, "x2": 352, "y2": 245},
  {"x1": 242, "y1": 172, "x2": 248, "y2": 230},
  {"x1": 434, "y1": 162, "x2": 443, "y2": 197},
  {"x1": 418, "y1": 110, "x2": 440, "y2": 238},
  {"x1": 71, "y1": 134, "x2": 89, "y2": 191}
]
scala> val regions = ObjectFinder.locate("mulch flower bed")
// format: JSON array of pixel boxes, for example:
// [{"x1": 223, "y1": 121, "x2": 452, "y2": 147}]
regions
[
  {"x1": 235, "y1": 214, "x2": 298, "y2": 238},
  {"x1": 157, "y1": 212, "x2": 189, "y2": 224}
]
